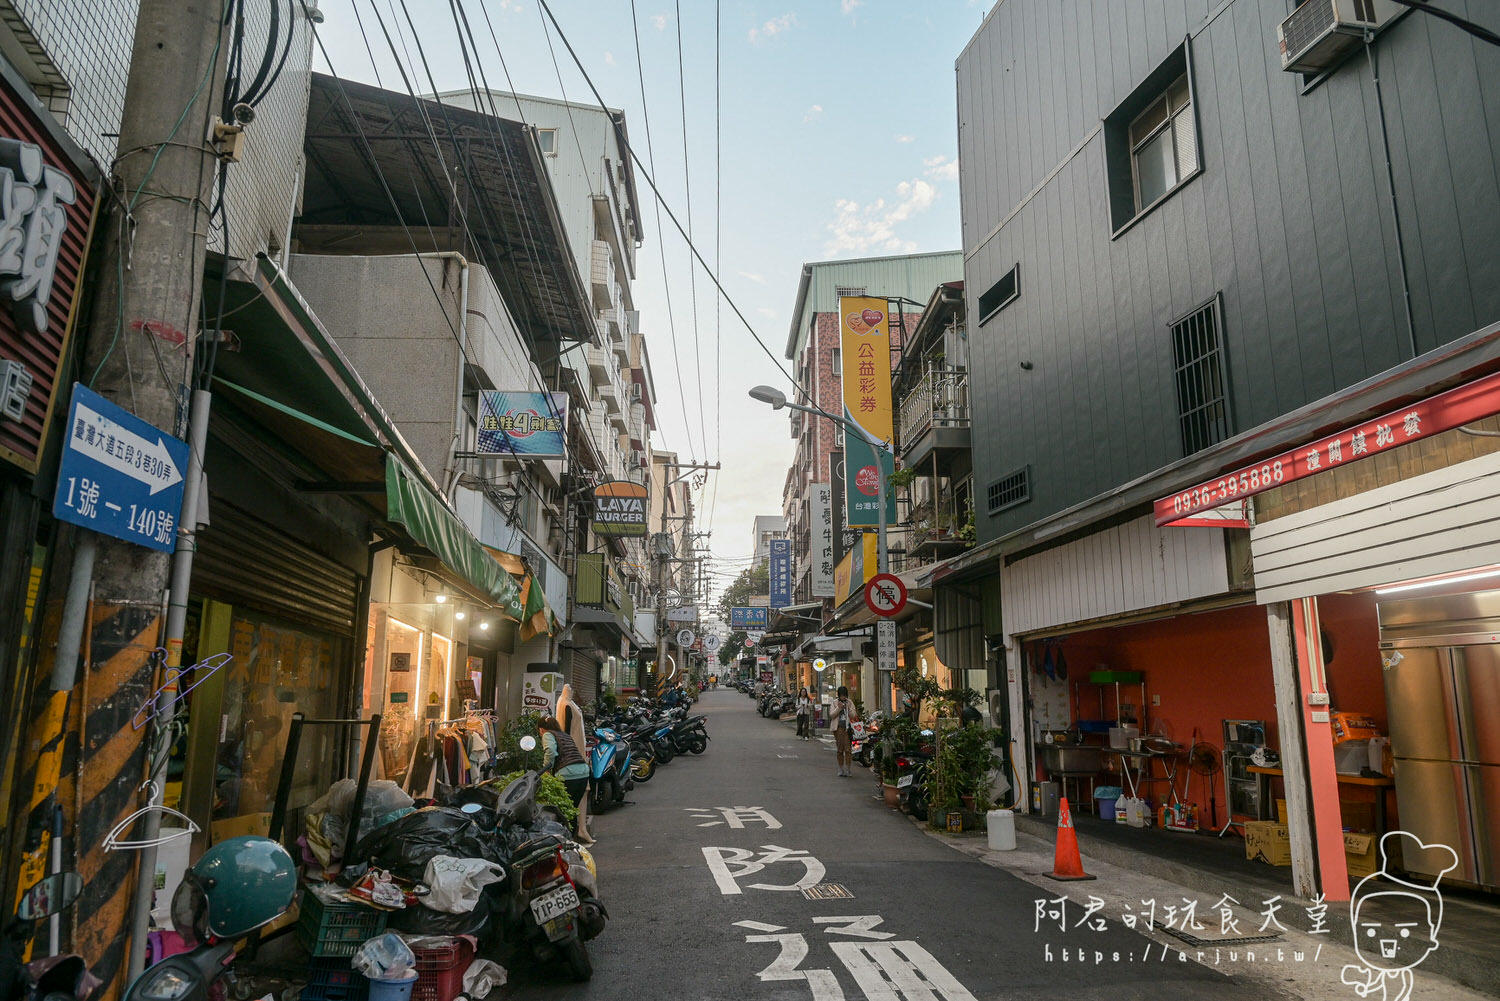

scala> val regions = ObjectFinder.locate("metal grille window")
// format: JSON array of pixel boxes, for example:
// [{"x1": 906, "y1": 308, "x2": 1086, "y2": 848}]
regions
[
  {"x1": 835, "y1": 286, "x2": 866, "y2": 298},
  {"x1": 1171, "y1": 296, "x2": 1231, "y2": 456},
  {"x1": 986, "y1": 466, "x2": 1030, "y2": 514},
  {"x1": 1129, "y1": 74, "x2": 1196, "y2": 211}
]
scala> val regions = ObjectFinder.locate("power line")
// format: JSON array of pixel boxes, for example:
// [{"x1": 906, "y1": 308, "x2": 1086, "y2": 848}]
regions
[
  {"x1": 539, "y1": 0, "x2": 807, "y2": 398},
  {"x1": 674, "y1": 0, "x2": 709, "y2": 460},
  {"x1": 628, "y1": 0, "x2": 700, "y2": 461}
]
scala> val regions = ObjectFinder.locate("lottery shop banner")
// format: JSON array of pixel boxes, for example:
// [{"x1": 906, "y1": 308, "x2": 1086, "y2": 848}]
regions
[
  {"x1": 839, "y1": 296, "x2": 897, "y2": 527},
  {"x1": 475, "y1": 390, "x2": 568, "y2": 458}
]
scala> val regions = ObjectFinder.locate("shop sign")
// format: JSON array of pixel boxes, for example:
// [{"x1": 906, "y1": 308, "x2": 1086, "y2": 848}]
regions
[
  {"x1": 1156, "y1": 368, "x2": 1500, "y2": 527},
  {"x1": 667, "y1": 605, "x2": 697, "y2": 623},
  {"x1": 0, "y1": 95, "x2": 99, "y2": 474},
  {"x1": 769, "y1": 538, "x2": 792, "y2": 608},
  {"x1": 676, "y1": 628, "x2": 695, "y2": 647},
  {"x1": 591, "y1": 479, "x2": 648, "y2": 537},
  {"x1": 810, "y1": 483, "x2": 834, "y2": 597},
  {"x1": 838, "y1": 296, "x2": 896, "y2": 527},
  {"x1": 730, "y1": 606, "x2": 769, "y2": 630},
  {"x1": 703, "y1": 633, "x2": 721, "y2": 653},
  {"x1": 52, "y1": 383, "x2": 188, "y2": 552},
  {"x1": 475, "y1": 390, "x2": 568, "y2": 457},
  {"x1": 522, "y1": 664, "x2": 564, "y2": 714}
]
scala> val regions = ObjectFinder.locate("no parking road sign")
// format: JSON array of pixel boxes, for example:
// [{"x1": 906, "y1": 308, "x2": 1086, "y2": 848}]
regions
[{"x1": 864, "y1": 572, "x2": 907, "y2": 617}]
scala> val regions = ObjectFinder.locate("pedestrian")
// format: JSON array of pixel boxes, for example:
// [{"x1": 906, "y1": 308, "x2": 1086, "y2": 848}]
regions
[
  {"x1": 538, "y1": 717, "x2": 592, "y2": 844},
  {"x1": 795, "y1": 687, "x2": 812, "y2": 740},
  {"x1": 829, "y1": 685, "x2": 859, "y2": 777},
  {"x1": 556, "y1": 684, "x2": 593, "y2": 843}
]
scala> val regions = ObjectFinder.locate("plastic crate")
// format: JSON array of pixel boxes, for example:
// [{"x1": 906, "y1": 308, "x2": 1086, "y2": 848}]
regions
[
  {"x1": 297, "y1": 891, "x2": 388, "y2": 958},
  {"x1": 301, "y1": 959, "x2": 368, "y2": 1001},
  {"x1": 410, "y1": 939, "x2": 474, "y2": 1001}
]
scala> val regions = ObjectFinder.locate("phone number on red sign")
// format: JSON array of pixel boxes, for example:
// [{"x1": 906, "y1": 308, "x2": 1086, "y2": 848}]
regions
[{"x1": 1168, "y1": 460, "x2": 1286, "y2": 516}]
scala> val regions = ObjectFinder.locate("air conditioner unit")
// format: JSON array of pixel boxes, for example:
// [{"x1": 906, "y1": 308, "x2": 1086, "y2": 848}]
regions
[
  {"x1": 629, "y1": 382, "x2": 643, "y2": 401},
  {"x1": 1278, "y1": 0, "x2": 1399, "y2": 74},
  {"x1": 631, "y1": 449, "x2": 646, "y2": 467}
]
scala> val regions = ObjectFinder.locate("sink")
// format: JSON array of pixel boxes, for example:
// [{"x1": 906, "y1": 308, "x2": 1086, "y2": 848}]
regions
[{"x1": 1037, "y1": 744, "x2": 1103, "y2": 775}]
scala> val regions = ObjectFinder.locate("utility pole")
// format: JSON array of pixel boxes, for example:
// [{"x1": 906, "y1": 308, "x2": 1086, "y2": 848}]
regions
[{"x1": 73, "y1": 0, "x2": 228, "y2": 981}]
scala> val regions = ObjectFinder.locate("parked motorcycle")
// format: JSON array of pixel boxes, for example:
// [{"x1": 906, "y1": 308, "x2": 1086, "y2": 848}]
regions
[
  {"x1": 669, "y1": 714, "x2": 709, "y2": 755},
  {"x1": 587, "y1": 726, "x2": 634, "y2": 811}
]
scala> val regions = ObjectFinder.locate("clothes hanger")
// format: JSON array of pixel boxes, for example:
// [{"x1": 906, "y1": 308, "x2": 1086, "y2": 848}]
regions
[{"x1": 103, "y1": 782, "x2": 201, "y2": 851}]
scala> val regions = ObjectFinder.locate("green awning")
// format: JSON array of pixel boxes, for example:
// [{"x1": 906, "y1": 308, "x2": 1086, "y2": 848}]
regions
[{"x1": 385, "y1": 456, "x2": 519, "y2": 607}]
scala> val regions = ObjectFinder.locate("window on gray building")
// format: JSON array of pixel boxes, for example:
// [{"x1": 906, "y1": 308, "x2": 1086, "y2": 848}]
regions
[
  {"x1": 1104, "y1": 44, "x2": 1201, "y2": 234},
  {"x1": 1171, "y1": 296, "x2": 1231, "y2": 456},
  {"x1": 977, "y1": 264, "x2": 1019, "y2": 325},
  {"x1": 986, "y1": 466, "x2": 1030, "y2": 515},
  {"x1": 537, "y1": 128, "x2": 558, "y2": 156}
]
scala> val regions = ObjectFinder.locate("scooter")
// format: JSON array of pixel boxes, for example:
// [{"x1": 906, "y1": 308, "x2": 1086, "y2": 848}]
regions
[
  {"x1": 1, "y1": 871, "x2": 91, "y2": 1001},
  {"x1": 669, "y1": 714, "x2": 709, "y2": 755},
  {"x1": 587, "y1": 727, "x2": 633, "y2": 811}
]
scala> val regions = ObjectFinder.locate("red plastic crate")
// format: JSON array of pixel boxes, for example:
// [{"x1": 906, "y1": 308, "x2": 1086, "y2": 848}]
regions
[{"x1": 411, "y1": 939, "x2": 474, "y2": 1001}]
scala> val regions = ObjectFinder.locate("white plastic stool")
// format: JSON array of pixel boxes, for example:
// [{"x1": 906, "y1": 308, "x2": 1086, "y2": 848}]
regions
[{"x1": 987, "y1": 809, "x2": 1016, "y2": 851}]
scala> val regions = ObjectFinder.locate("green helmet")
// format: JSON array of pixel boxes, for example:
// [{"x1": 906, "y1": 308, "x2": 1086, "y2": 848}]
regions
[{"x1": 171, "y1": 837, "x2": 296, "y2": 942}]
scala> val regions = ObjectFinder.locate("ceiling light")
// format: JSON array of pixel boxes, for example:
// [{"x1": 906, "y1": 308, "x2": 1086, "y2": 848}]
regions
[
  {"x1": 435, "y1": 594, "x2": 447, "y2": 603},
  {"x1": 1374, "y1": 568, "x2": 1500, "y2": 596},
  {"x1": 479, "y1": 620, "x2": 490, "y2": 631},
  {"x1": 455, "y1": 611, "x2": 467, "y2": 620}
]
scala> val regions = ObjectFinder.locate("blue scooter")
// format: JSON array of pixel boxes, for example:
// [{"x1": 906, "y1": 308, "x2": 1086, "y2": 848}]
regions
[{"x1": 588, "y1": 726, "x2": 634, "y2": 812}]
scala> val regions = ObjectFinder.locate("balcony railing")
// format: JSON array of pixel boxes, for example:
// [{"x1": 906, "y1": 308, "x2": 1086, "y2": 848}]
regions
[{"x1": 898, "y1": 367, "x2": 970, "y2": 451}]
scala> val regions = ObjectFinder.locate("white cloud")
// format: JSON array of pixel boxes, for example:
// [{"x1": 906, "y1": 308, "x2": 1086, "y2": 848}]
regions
[
  {"x1": 841, "y1": 0, "x2": 863, "y2": 12},
  {"x1": 499, "y1": 0, "x2": 523, "y2": 10},
  {"x1": 802, "y1": 104, "x2": 823, "y2": 123},
  {"x1": 894, "y1": 134, "x2": 914, "y2": 143},
  {"x1": 739, "y1": 271, "x2": 767, "y2": 285},
  {"x1": 604, "y1": 50, "x2": 616, "y2": 66},
  {"x1": 823, "y1": 178, "x2": 938, "y2": 256},
  {"x1": 756, "y1": 307, "x2": 777, "y2": 319},
  {"x1": 923, "y1": 154, "x2": 960, "y2": 182},
  {"x1": 749, "y1": 13, "x2": 797, "y2": 43},
  {"x1": 652, "y1": 13, "x2": 667, "y2": 30}
]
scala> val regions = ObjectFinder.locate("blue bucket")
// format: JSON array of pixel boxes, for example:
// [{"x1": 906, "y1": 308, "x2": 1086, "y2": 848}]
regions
[{"x1": 364, "y1": 975, "x2": 418, "y2": 1001}]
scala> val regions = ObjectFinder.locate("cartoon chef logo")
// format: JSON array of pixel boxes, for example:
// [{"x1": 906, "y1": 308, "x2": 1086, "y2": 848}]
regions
[{"x1": 1341, "y1": 831, "x2": 1459, "y2": 1001}]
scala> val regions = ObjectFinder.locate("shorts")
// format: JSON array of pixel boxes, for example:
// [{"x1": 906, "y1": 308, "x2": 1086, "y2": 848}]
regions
[{"x1": 564, "y1": 776, "x2": 590, "y2": 804}]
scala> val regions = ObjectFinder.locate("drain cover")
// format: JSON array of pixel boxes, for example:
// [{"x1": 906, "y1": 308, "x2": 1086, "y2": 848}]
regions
[
  {"x1": 802, "y1": 883, "x2": 853, "y2": 900},
  {"x1": 1153, "y1": 923, "x2": 1281, "y2": 947}
]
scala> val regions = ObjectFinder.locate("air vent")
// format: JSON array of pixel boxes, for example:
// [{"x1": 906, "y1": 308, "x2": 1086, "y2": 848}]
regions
[
  {"x1": 978, "y1": 265, "x2": 1019, "y2": 325},
  {"x1": 835, "y1": 286, "x2": 867, "y2": 299},
  {"x1": 986, "y1": 466, "x2": 1030, "y2": 514}
]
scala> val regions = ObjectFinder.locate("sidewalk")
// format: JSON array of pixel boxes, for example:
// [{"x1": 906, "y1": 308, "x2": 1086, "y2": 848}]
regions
[{"x1": 907, "y1": 807, "x2": 1500, "y2": 1000}]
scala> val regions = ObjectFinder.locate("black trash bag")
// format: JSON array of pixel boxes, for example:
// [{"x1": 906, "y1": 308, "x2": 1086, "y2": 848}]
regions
[
  {"x1": 350, "y1": 807, "x2": 507, "y2": 882},
  {"x1": 385, "y1": 894, "x2": 492, "y2": 936}
]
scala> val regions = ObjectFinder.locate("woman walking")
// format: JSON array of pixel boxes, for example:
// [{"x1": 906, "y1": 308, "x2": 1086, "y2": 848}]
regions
[
  {"x1": 538, "y1": 717, "x2": 593, "y2": 844},
  {"x1": 829, "y1": 685, "x2": 859, "y2": 777},
  {"x1": 795, "y1": 687, "x2": 812, "y2": 740},
  {"x1": 556, "y1": 684, "x2": 593, "y2": 843}
]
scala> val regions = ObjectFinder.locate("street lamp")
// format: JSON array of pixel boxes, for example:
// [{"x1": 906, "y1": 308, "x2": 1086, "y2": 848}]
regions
[{"x1": 749, "y1": 385, "x2": 891, "y2": 709}]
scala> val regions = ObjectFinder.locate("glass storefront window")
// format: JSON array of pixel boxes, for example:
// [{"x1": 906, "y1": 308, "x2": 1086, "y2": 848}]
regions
[
  {"x1": 213, "y1": 613, "x2": 338, "y2": 824},
  {"x1": 369, "y1": 605, "x2": 466, "y2": 785}
]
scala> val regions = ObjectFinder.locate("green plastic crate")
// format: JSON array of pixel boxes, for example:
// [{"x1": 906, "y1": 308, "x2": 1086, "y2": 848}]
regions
[{"x1": 296, "y1": 891, "x2": 388, "y2": 959}]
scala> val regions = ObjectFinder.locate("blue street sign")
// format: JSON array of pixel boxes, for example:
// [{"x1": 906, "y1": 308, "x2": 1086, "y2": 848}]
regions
[
  {"x1": 52, "y1": 383, "x2": 189, "y2": 552},
  {"x1": 769, "y1": 538, "x2": 792, "y2": 609},
  {"x1": 730, "y1": 606, "x2": 769, "y2": 631}
]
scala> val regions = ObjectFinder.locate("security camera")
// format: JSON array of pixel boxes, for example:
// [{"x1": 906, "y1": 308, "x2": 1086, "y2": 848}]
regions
[{"x1": 232, "y1": 102, "x2": 255, "y2": 126}]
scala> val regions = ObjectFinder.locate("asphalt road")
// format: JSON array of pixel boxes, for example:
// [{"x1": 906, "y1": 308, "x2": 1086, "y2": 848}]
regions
[{"x1": 504, "y1": 690, "x2": 1292, "y2": 1000}]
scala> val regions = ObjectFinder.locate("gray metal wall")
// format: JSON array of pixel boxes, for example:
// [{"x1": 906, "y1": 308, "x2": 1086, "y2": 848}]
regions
[{"x1": 957, "y1": 0, "x2": 1500, "y2": 542}]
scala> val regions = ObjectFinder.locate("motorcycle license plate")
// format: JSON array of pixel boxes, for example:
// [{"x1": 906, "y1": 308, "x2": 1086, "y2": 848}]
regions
[
  {"x1": 530, "y1": 884, "x2": 580, "y2": 924},
  {"x1": 897, "y1": 775, "x2": 913, "y2": 788}
]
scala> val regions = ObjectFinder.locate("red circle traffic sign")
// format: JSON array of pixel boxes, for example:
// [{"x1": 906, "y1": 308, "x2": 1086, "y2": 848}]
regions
[{"x1": 865, "y1": 573, "x2": 907, "y2": 617}]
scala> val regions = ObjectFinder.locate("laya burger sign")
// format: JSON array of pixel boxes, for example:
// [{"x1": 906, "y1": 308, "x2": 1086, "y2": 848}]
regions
[
  {"x1": 0, "y1": 70, "x2": 99, "y2": 473},
  {"x1": 591, "y1": 479, "x2": 648, "y2": 537}
]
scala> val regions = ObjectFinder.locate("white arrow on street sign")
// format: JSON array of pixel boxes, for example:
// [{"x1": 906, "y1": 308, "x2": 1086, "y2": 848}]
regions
[{"x1": 76, "y1": 400, "x2": 184, "y2": 495}]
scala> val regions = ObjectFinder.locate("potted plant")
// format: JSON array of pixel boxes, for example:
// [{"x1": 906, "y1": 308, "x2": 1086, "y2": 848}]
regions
[
  {"x1": 924, "y1": 723, "x2": 1003, "y2": 831},
  {"x1": 879, "y1": 717, "x2": 920, "y2": 808}
]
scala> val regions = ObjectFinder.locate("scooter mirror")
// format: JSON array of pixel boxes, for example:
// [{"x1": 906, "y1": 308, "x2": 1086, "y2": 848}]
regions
[
  {"x1": 16, "y1": 871, "x2": 84, "y2": 921},
  {"x1": 519, "y1": 735, "x2": 537, "y2": 752}
]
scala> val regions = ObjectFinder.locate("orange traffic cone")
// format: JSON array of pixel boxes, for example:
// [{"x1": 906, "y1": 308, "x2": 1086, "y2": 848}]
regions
[{"x1": 1046, "y1": 797, "x2": 1096, "y2": 881}]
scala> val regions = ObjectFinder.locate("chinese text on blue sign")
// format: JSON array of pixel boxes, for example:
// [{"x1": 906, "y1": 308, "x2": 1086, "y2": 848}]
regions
[
  {"x1": 730, "y1": 606, "x2": 769, "y2": 631},
  {"x1": 52, "y1": 384, "x2": 188, "y2": 552},
  {"x1": 769, "y1": 539, "x2": 792, "y2": 608}
]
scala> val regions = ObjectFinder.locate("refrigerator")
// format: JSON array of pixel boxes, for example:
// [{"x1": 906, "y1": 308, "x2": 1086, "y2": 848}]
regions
[{"x1": 1377, "y1": 589, "x2": 1500, "y2": 891}]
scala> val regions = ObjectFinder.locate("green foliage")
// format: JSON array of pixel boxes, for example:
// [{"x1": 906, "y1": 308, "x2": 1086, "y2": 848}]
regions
[
  {"x1": 716, "y1": 563, "x2": 770, "y2": 664},
  {"x1": 497, "y1": 711, "x2": 545, "y2": 771},
  {"x1": 923, "y1": 724, "x2": 1002, "y2": 817},
  {"x1": 887, "y1": 467, "x2": 918, "y2": 489},
  {"x1": 493, "y1": 769, "x2": 579, "y2": 826},
  {"x1": 936, "y1": 685, "x2": 982, "y2": 718},
  {"x1": 892, "y1": 666, "x2": 941, "y2": 718},
  {"x1": 956, "y1": 498, "x2": 976, "y2": 543}
]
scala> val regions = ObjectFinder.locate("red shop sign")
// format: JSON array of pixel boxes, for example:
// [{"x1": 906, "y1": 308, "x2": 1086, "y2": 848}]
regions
[
  {"x1": 1155, "y1": 368, "x2": 1500, "y2": 527},
  {"x1": 0, "y1": 75, "x2": 99, "y2": 474}
]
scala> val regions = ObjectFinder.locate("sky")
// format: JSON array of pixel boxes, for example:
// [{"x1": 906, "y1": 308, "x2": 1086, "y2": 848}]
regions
[{"x1": 313, "y1": 0, "x2": 986, "y2": 600}]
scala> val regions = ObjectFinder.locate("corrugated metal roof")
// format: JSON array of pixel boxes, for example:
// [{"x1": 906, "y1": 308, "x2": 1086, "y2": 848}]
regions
[{"x1": 786, "y1": 251, "x2": 964, "y2": 359}]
